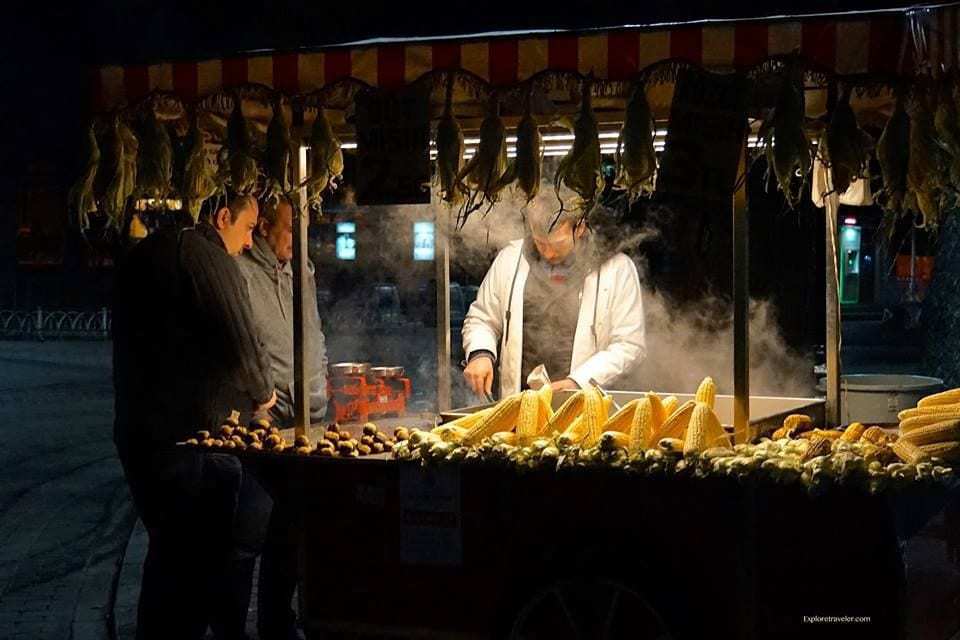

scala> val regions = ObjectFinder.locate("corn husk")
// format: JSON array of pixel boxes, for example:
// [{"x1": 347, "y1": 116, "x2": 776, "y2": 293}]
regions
[
  {"x1": 496, "y1": 108, "x2": 541, "y2": 202},
  {"x1": 68, "y1": 122, "x2": 100, "y2": 230},
  {"x1": 934, "y1": 76, "x2": 960, "y2": 189},
  {"x1": 513, "y1": 109, "x2": 542, "y2": 203},
  {"x1": 906, "y1": 88, "x2": 948, "y2": 228},
  {"x1": 135, "y1": 111, "x2": 173, "y2": 200},
  {"x1": 555, "y1": 80, "x2": 601, "y2": 220},
  {"x1": 227, "y1": 97, "x2": 259, "y2": 196},
  {"x1": 877, "y1": 94, "x2": 910, "y2": 213},
  {"x1": 302, "y1": 107, "x2": 343, "y2": 210},
  {"x1": 102, "y1": 115, "x2": 138, "y2": 227},
  {"x1": 435, "y1": 78, "x2": 464, "y2": 206},
  {"x1": 760, "y1": 64, "x2": 811, "y2": 207},
  {"x1": 182, "y1": 118, "x2": 218, "y2": 222},
  {"x1": 615, "y1": 82, "x2": 657, "y2": 199},
  {"x1": 263, "y1": 97, "x2": 293, "y2": 206},
  {"x1": 819, "y1": 89, "x2": 871, "y2": 196},
  {"x1": 456, "y1": 99, "x2": 508, "y2": 226}
]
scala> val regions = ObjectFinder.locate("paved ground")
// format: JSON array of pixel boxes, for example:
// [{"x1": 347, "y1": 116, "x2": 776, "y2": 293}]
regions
[{"x1": 0, "y1": 341, "x2": 134, "y2": 640}]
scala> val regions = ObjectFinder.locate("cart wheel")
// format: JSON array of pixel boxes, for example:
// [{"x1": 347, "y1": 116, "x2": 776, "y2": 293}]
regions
[{"x1": 508, "y1": 578, "x2": 672, "y2": 640}]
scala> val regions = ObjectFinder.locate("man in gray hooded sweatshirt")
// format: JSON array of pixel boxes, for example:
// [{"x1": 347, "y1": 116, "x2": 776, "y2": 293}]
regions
[
  {"x1": 239, "y1": 195, "x2": 328, "y2": 640},
  {"x1": 238, "y1": 195, "x2": 328, "y2": 425}
]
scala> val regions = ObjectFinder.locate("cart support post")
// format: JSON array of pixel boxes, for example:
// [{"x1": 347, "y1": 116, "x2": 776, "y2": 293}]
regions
[
  {"x1": 733, "y1": 143, "x2": 750, "y2": 443},
  {"x1": 825, "y1": 193, "x2": 841, "y2": 427},
  {"x1": 292, "y1": 146, "x2": 310, "y2": 437},
  {"x1": 436, "y1": 209, "x2": 452, "y2": 412}
]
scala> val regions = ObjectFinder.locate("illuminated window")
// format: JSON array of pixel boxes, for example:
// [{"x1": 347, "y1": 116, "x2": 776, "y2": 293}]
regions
[
  {"x1": 336, "y1": 222, "x2": 356, "y2": 260},
  {"x1": 413, "y1": 221, "x2": 435, "y2": 261}
]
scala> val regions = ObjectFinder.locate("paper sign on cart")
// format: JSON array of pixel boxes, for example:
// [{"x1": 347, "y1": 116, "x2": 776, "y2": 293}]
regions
[{"x1": 398, "y1": 465, "x2": 462, "y2": 566}]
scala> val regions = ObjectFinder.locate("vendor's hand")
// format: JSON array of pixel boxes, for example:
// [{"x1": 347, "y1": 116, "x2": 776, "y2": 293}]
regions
[
  {"x1": 464, "y1": 355, "x2": 494, "y2": 397},
  {"x1": 550, "y1": 378, "x2": 579, "y2": 392},
  {"x1": 256, "y1": 390, "x2": 277, "y2": 414}
]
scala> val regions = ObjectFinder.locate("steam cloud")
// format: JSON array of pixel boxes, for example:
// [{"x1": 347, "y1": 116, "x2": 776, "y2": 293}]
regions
[{"x1": 321, "y1": 180, "x2": 814, "y2": 409}]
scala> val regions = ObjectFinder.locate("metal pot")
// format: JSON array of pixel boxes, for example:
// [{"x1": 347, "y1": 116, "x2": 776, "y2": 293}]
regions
[
  {"x1": 816, "y1": 374, "x2": 944, "y2": 425},
  {"x1": 330, "y1": 362, "x2": 371, "y2": 377},
  {"x1": 370, "y1": 366, "x2": 405, "y2": 378}
]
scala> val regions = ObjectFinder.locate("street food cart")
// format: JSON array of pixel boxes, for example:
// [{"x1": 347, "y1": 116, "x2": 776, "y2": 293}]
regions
[{"x1": 86, "y1": 2, "x2": 960, "y2": 638}]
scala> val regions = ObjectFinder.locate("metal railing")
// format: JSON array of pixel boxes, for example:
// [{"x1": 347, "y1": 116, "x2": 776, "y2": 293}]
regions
[{"x1": 0, "y1": 308, "x2": 111, "y2": 340}]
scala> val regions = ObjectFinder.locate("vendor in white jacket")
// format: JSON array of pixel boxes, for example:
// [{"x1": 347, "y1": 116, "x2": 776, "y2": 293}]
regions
[{"x1": 462, "y1": 196, "x2": 646, "y2": 398}]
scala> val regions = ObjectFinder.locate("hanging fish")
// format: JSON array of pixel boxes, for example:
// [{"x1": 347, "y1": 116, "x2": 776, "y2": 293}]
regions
[
  {"x1": 820, "y1": 88, "x2": 872, "y2": 196},
  {"x1": 554, "y1": 79, "x2": 601, "y2": 220},
  {"x1": 182, "y1": 118, "x2": 218, "y2": 222},
  {"x1": 876, "y1": 94, "x2": 910, "y2": 213},
  {"x1": 759, "y1": 63, "x2": 811, "y2": 207},
  {"x1": 68, "y1": 122, "x2": 100, "y2": 231},
  {"x1": 435, "y1": 77, "x2": 464, "y2": 206},
  {"x1": 455, "y1": 97, "x2": 508, "y2": 226},
  {"x1": 227, "y1": 96, "x2": 259, "y2": 196},
  {"x1": 263, "y1": 97, "x2": 293, "y2": 206},
  {"x1": 302, "y1": 107, "x2": 344, "y2": 210},
  {"x1": 906, "y1": 87, "x2": 947, "y2": 228},
  {"x1": 135, "y1": 110, "x2": 173, "y2": 201},
  {"x1": 615, "y1": 81, "x2": 657, "y2": 200}
]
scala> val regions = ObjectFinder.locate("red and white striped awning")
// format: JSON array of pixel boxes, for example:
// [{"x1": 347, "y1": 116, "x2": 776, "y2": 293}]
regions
[{"x1": 93, "y1": 8, "x2": 941, "y2": 111}]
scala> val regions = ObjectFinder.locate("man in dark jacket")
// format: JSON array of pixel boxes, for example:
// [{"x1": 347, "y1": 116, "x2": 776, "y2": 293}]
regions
[{"x1": 113, "y1": 192, "x2": 277, "y2": 640}]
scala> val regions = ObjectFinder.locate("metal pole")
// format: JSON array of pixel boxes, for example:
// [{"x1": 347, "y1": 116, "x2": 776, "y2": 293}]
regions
[
  {"x1": 910, "y1": 226, "x2": 917, "y2": 299},
  {"x1": 292, "y1": 145, "x2": 310, "y2": 437},
  {"x1": 733, "y1": 143, "x2": 750, "y2": 444},
  {"x1": 824, "y1": 193, "x2": 842, "y2": 427},
  {"x1": 435, "y1": 208, "x2": 452, "y2": 412}
]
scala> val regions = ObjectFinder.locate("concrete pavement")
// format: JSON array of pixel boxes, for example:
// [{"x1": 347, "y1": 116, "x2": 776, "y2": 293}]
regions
[{"x1": 0, "y1": 341, "x2": 135, "y2": 640}]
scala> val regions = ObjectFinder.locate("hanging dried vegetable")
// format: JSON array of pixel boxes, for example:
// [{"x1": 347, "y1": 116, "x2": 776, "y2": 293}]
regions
[
  {"x1": 758, "y1": 63, "x2": 811, "y2": 207},
  {"x1": 554, "y1": 80, "x2": 601, "y2": 220},
  {"x1": 876, "y1": 93, "x2": 910, "y2": 213},
  {"x1": 455, "y1": 97, "x2": 508, "y2": 226},
  {"x1": 933, "y1": 75, "x2": 960, "y2": 190},
  {"x1": 226, "y1": 96, "x2": 259, "y2": 196},
  {"x1": 135, "y1": 110, "x2": 173, "y2": 201},
  {"x1": 819, "y1": 88, "x2": 871, "y2": 196},
  {"x1": 302, "y1": 107, "x2": 344, "y2": 210},
  {"x1": 905, "y1": 87, "x2": 948, "y2": 228},
  {"x1": 435, "y1": 76, "x2": 464, "y2": 206},
  {"x1": 68, "y1": 122, "x2": 100, "y2": 231},
  {"x1": 102, "y1": 115, "x2": 139, "y2": 228},
  {"x1": 511, "y1": 99, "x2": 542, "y2": 204},
  {"x1": 615, "y1": 81, "x2": 657, "y2": 200},
  {"x1": 263, "y1": 97, "x2": 293, "y2": 206},
  {"x1": 182, "y1": 118, "x2": 218, "y2": 222}
]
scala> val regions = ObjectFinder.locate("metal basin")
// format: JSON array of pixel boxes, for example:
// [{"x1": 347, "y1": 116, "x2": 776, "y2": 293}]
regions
[{"x1": 330, "y1": 362, "x2": 371, "y2": 377}]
